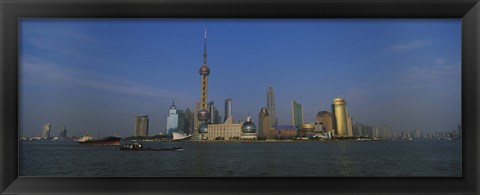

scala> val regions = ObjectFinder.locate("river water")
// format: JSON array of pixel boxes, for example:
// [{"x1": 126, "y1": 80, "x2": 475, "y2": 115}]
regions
[{"x1": 19, "y1": 140, "x2": 461, "y2": 177}]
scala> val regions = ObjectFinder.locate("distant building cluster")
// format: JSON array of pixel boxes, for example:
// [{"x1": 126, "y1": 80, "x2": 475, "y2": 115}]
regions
[
  {"x1": 392, "y1": 129, "x2": 461, "y2": 140},
  {"x1": 158, "y1": 30, "x2": 461, "y2": 141},
  {"x1": 21, "y1": 123, "x2": 69, "y2": 141},
  {"x1": 268, "y1": 97, "x2": 356, "y2": 139},
  {"x1": 352, "y1": 123, "x2": 393, "y2": 139}
]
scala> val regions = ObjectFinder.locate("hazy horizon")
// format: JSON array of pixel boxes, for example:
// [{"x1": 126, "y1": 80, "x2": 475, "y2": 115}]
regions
[{"x1": 19, "y1": 19, "x2": 461, "y2": 137}]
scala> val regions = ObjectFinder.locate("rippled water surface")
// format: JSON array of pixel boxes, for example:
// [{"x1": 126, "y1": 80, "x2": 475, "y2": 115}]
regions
[{"x1": 19, "y1": 140, "x2": 461, "y2": 177}]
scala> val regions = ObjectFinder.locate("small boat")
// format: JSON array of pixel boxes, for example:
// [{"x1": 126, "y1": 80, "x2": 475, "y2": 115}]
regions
[{"x1": 120, "y1": 143, "x2": 183, "y2": 151}]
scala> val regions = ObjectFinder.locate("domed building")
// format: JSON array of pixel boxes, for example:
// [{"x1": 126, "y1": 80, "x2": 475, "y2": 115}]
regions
[
  {"x1": 298, "y1": 123, "x2": 315, "y2": 137},
  {"x1": 301, "y1": 123, "x2": 315, "y2": 131},
  {"x1": 241, "y1": 116, "x2": 257, "y2": 140},
  {"x1": 316, "y1": 110, "x2": 333, "y2": 133}
]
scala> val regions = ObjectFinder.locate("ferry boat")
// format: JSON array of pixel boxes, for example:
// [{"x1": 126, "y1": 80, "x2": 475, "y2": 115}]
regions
[
  {"x1": 120, "y1": 142, "x2": 183, "y2": 151},
  {"x1": 172, "y1": 132, "x2": 192, "y2": 141}
]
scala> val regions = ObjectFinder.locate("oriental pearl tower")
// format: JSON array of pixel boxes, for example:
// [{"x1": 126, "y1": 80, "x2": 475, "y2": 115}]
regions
[{"x1": 197, "y1": 29, "x2": 210, "y2": 136}]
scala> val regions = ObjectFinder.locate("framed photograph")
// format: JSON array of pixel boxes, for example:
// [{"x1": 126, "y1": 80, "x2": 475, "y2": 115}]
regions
[{"x1": 1, "y1": 0, "x2": 479, "y2": 194}]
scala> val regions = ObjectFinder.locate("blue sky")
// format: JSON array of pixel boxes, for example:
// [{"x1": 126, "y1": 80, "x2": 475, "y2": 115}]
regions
[{"x1": 19, "y1": 19, "x2": 461, "y2": 137}]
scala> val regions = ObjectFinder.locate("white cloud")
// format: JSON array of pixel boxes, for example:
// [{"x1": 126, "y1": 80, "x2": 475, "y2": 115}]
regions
[
  {"x1": 435, "y1": 58, "x2": 446, "y2": 65},
  {"x1": 392, "y1": 40, "x2": 430, "y2": 52},
  {"x1": 22, "y1": 27, "x2": 101, "y2": 60},
  {"x1": 21, "y1": 57, "x2": 195, "y2": 99},
  {"x1": 404, "y1": 63, "x2": 459, "y2": 81}
]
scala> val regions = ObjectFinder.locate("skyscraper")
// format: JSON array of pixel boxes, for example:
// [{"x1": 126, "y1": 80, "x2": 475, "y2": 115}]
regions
[
  {"x1": 258, "y1": 107, "x2": 270, "y2": 137},
  {"x1": 368, "y1": 125, "x2": 379, "y2": 138},
  {"x1": 41, "y1": 123, "x2": 51, "y2": 139},
  {"x1": 134, "y1": 115, "x2": 149, "y2": 136},
  {"x1": 347, "y1": 113, "x2": 353, "y2": 136},
  {"x1": 331, "y1": 98, "x2": 352, "y2": 137},
  {"x1": 208, "y1": 101, "x2": 221, "y2": 124},
  {"x1": 177, "y1": 109, "x2": 186, "y2": 134},
  {"x1": 291, "y1": 99, "x2": 304, "y2": 128},
  {"x1": 184, "y1": 108, "x2": 194, "y2": 135},
  {"x1": 413, "y1": 129, "x2": 421, "y2": 139},
  {"x1": 197, "y1": 29, "x2": 211, "y2": 134},
  {"x1": 59, "y1": 126, "x2": 67, "y2": 138},
  {"x1": 224, "y1": 98, "x2": 232, "y2": 123},
  {"x1": 266, "y1": 86, "x2": 276, "y2": 127},
  {"x1": 166, "y1": 101, "x2": 179, "y2": 135},
  {"x1": 380, "y1": 125, "x2": 392, "y2": 140},
  {"x1": 352, "y1": 122, "x2": 364, "y2": 136}
]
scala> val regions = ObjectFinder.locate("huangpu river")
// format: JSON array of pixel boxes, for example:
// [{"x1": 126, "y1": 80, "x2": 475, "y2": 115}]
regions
[{"x1": 19, "y1": 140, "x2": 461, "y2": 177}]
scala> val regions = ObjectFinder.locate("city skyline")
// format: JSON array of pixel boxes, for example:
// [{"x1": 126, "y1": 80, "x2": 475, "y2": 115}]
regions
[{"x1": 20, "y1": 19, "x2": 461, "y2": 137}]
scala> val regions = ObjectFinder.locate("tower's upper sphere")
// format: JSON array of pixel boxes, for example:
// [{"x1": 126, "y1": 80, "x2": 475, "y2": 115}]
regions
[
  {"x1": 199, "y1": 65, "x2": 210, "y2": 76},
  {"x1": 197, "y1": 109, "x2": 210, "y2": 122},
  {"x1": 260, "y1": 107, "x2": 268, "y2": 114},
  {"x1": 241, "y1": 121, "x2": 257, "y2": 133}
]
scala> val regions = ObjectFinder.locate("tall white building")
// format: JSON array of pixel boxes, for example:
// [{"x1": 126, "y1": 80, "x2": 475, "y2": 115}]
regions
[
  {"x1": 166, "y1": 101, "x2": 179, "y2": 135},
  {"x1": 42, "y1": 123, "x2": 51, "y2": 139}
]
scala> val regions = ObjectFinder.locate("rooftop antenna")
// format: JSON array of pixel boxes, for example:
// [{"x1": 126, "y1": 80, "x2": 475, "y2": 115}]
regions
[{"x1": 203, "y1": 28, "x2": 207, "y2": 65}]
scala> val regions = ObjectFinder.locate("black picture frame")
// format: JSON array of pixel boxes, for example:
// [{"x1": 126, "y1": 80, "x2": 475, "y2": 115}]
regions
[{"x1": 1, "y1": 0, "x2": 479, "y2": 194}]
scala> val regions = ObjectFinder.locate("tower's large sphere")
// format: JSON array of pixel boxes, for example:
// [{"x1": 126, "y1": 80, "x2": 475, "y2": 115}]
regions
[
  {"x1": 198, "y1": 122, "x2": 208, "y2": 133},
  {"x1": 199, "y1": 65, "x2": 210, "y2": 76},
  {"x1": 241, "y1": 121, "x2": 257, "y2": 133},
  {"x1": 197, "y1": 109, "x2": 210, "y2": 122}
]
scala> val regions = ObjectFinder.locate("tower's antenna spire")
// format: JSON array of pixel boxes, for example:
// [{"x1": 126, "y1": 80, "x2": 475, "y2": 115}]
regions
[{"x1": 203, "y1": 28, "x2": 207, "y2": 65}]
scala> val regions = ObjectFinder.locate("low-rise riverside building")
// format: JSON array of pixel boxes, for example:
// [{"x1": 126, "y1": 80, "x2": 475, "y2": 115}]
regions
[
  {"x1": 270, "y1": 125, "x2": 297, "y2": 139},
  {"x1": 206, "y1": 123, "x2": 242, "y2": 140}
]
